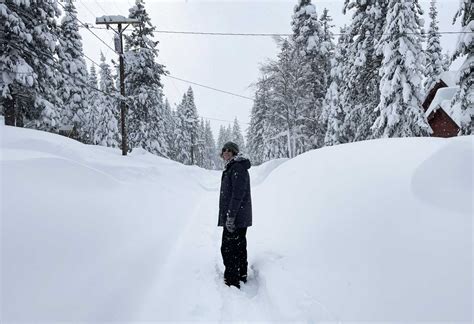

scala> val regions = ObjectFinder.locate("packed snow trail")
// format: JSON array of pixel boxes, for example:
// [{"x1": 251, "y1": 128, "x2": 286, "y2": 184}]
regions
[{"x1": 1, "y1": 124, "x2": 471, "y2": 322}]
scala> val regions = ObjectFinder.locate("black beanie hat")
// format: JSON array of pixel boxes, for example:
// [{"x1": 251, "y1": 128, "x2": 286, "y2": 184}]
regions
[{"x1": 222, "y1": 141, "x2": 239, "y2": 154}]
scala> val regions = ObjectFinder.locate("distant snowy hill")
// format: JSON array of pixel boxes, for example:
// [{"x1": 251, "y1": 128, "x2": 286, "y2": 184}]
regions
[{"x1": 1, "y1": 124, "x2": 472, "y2": 322}]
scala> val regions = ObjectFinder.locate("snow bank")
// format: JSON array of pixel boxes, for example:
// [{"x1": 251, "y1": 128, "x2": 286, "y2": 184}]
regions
[
  {"x1": 1, "y1": 124, "x2": 472, "y2": 322},
  {"x1": 250, "y1": 136, "x2": 472, "y2": 322}
]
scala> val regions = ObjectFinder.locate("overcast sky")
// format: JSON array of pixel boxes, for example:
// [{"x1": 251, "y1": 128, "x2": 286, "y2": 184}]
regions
[{"x1": 77, "y1": 0, "x2": 463, "y2": 139}]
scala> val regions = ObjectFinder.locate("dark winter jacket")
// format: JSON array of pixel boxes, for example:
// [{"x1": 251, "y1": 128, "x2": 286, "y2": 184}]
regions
[{"x1": 218, "y1": 155, "x2": 252, "y2": 228}]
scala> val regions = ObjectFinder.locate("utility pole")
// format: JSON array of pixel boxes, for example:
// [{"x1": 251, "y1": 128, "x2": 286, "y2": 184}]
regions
[{"x1": 96, "y1": 15, "x2": 140, "y2": 156}]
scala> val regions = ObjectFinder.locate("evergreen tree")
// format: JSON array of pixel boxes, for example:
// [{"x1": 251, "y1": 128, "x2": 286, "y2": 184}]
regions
[
  {"x1": 323, "y1": 26, "x2": 351, "y2": 146},
  {"x1": 174, "y1": 94, "x2": 191, "y2": 164},
  {"x1": 1, "y1": 0, "x2": 61, "y2": 129},
  {"x1": 173, "y1": 89, "x2": 199, "y2": 164},
  {"x1": 168, "y1": 107, "x2": 180, "y2": 161},
  {"x1": 185, "y1": 87, "x2": 200, "y2": 164},
  {"x1": 319, "y1": 8, "x2": 336, "y2": 87},
  {"x1": 262, "y1": 39, "x2": 306, "y2": 158},
  {"x1": 203, "y1": 120, "x2": 218, "y2": 169},
  {"x1": 216, "y1": 125, "x2": 226, "y2": 153},
  {"x1": 372, "y1": 0, "x2": 430, "y2": 137},
  {"x1": 451, "y1": 0, "x2": 473, "y2": 135},
  {"x1": 291, "y1": 0, "x2": 328, "y2": 149},
  {"x1": 57, "y1": 0, "x2": 89, "y2": 141},
  {"x1": 86, "y1": 64, "x2": 99, "y2": 141},
  {"x1": 342, "y1": 0, "x2": 388, "y2": 141},
  {"x1": 423, "y1": 0, "x2": 445, "y2": 93},
  {"x1": 93, "y1": 53, "x2": 120, "y2": 147},
  {"x1": 163, "y1": 99, "x2": 176, "y2": 158},
  {"x1": 125, "y1": 0, "x2": 167, "y2": 154},
  {"x1": 231, "y1": 118, "x2": 245, "y2": 153},
  {"x1": 247, "y1": 76, "x2": 271, "y2": 165},
  {"x1": 195, "y1": 118, "x2": 206, "y2": 167}
]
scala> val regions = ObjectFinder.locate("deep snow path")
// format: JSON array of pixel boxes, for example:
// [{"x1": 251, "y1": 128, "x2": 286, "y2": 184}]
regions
[{"x1": 136, "y1": 183, "x2": 282, "y2": 322}]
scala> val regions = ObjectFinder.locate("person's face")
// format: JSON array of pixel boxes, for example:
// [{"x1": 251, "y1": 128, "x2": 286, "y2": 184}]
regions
[{"x1": 222, "y1": 149, "x2": 234, "y2": 161}]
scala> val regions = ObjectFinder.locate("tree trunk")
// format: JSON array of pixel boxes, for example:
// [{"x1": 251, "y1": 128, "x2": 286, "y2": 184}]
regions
[{"x1": 4, "y1": 95, "x2": 15, "y2": 126}]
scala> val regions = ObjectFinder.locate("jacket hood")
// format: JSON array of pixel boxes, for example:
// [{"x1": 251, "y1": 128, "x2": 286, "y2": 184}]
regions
[{"x1": 227, "y1": 154, "x2": 251, "y2": 170}]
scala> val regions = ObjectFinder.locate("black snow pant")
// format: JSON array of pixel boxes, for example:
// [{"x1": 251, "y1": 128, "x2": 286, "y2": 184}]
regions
[{"x1": 221, "y1": 227, "x2": 248, "y2": 287}]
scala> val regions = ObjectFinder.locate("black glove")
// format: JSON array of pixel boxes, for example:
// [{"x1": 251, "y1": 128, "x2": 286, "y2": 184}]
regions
[{"x1": 225, "y1": 216, "x2": 236, "y2": 233}]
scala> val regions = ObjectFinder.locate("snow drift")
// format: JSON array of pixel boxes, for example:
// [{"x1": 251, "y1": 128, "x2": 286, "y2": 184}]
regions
[{"x1": 1, "y1": 124, "x2": 472, "y2": 322}]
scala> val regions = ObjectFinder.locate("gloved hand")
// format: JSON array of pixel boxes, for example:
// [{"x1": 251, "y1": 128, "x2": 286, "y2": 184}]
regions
[{"x1": 225, "y1": 216, "x2": 236, "y2": 233}]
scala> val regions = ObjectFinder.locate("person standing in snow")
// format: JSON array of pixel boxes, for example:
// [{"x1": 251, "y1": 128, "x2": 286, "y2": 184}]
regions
[{"x1": 218, "y1": 142, "x2": 252, "y2": 289}]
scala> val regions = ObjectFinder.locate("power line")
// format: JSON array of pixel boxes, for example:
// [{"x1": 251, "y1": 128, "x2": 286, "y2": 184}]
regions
[
  {"x1": 78, "y1": 0, "x2": 97, "y2": 20},
  {"x1": 36, "y1": 2, "x2": 256, "y2": 109},
  {"x1": 81, "y1": 27, "x2": 474, "y2": 37},
  {"x1": 154, "y1": 29, "x2": 472, "y2": 37},
  {"x1": 56, "y1": 0, "x2": 117, "y2": 55},
  {"x1": 164, "y1": 75, "x2": 254, "y2": 101},
  {"x1": 1, "y1": 61, "x2": 119, "y2": 100},
  {"x1": 4, "y1": 46, "x2": 250, "y2": 126},
  {"x1": 92, "y1": 0, "x2": 108, "y2": 15},
  {"x1": 201, "y1": 116, "x2": 249, "y2": 125}
]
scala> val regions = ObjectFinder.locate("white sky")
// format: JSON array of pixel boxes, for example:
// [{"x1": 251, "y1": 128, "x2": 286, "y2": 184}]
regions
[{"x1": 76, "y1": 0, "x2": 463, "y2": 139}]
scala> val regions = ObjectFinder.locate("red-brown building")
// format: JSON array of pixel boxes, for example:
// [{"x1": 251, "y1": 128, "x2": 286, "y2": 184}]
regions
[{"x1": 422, "y1": 72, "x2": 460, "y2": 138}]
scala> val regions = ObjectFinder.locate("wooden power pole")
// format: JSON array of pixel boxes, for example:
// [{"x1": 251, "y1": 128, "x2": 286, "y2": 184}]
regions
[{"x1": 96, "y1": 15, "x2": 140, "y2": 156}]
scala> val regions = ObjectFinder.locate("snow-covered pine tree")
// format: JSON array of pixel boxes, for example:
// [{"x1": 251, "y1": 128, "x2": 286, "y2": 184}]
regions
[
  {"x1": 261, "y1": 39, "x2": 305, "y2": 158},
  {"x1": 168, "y1": 107, "x2": 180, "y2": 161},
  {"x1": 0, "y1": 0, "x2": 61, "y2": 130},
  {"x1": 216, "y1": 125, "x2": 226, "y2": 153},
  {"x1": 372, "y1": 0, "x2": 430, "y2": 138},
  {"x1": 147, "y1": 88, "x2": 169, "y2": 157},
  {"x1": 451, "y1": 0, "x2": 473, "y2": 135},
  {"x1": 194, "y1": 118, "x2": 206, "y2": 167},
  {"x1": 201, "y1": 120, "x2": 218, "y2": 169},
  {"x1": 163, "y1": 98, "x2": 176, "y2": 158},
  {"x1": 291, "y1": 0, "x2": 328, "y2": 149},
  {"x1": 184, "y1": 87, "x2": 200, "y2": 164},
  {"x1": 57, "y1": 0, "x2": 89, "y2": 142},
  {"x1": 125, "y1": 0, "x2": 167, "y2": 154},
  {"x1": 423, "y1": 0, "x2": 445, "y2": 93},
  {"x1": 323, "y1": 26, "x2": 351, "y2": 146},
  {"x1": 225, "y1": 124, "x2": 233, "y2": 146},
  {"x1": 93, "y1": 53, "x2": 120, "y2": 147},
  {"x1": 1, "y1": 0, "x2": 35, "y2": 126},
  {"x1": 319, "y1": 7, "x2": 335, "y2": 88},
  {"x1": 231, "y1": 118, "x2": 246, "y2": 153},
  {"x1": 174, "y1": 94, "x2": 190, "y2": 164},
  {"x1": 85, "y1": 64, "x2": 99, "y2": 141},
  {"x1": 247, "y1": 76, "x2": 271, "y2": 165},
  {"x1": 342, "y1": 0, "x2": 388, "y2": 141}
]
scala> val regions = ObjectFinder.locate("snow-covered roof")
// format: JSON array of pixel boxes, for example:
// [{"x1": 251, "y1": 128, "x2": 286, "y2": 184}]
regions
[
  {"x1": 439, "y1": 71, "x2": 458, "y2": 87},
  {"x1": 425, "y1": 87, "x2": 460, "y2": 124}
]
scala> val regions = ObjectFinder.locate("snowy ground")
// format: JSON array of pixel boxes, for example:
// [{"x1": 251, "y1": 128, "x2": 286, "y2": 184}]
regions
[{"x1": 1, "y1": 124, "x2": 472, "y2": 323}]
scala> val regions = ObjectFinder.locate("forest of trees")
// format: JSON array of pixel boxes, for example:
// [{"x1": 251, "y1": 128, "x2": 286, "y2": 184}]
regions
[
  {"x1": 246, "y1": 0, "x2": 473, "y2": 165},
  {"x1": 1, "y1": 0, "x2": 472, "y2": 169}
]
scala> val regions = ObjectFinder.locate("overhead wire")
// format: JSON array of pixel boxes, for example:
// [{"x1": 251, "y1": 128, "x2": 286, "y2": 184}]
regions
[
  {"x1": 3, "y1": 45, "x2": 247, "y2": 126},
  {"x1": 92, "y1": 0, "x2": 108, "y2": 15},
  {"x1": 78, "y1": 0, "x2": 97, "y2": 20},
  {"x1": 81, "y1": 26, "x2": 473, "y2": 37},
  {"x1": 56, "y1": 0, "x2": 117, "y2": 56},
  {"x1": 164, "y1": 76, "x2": 254, "y2": 101}
]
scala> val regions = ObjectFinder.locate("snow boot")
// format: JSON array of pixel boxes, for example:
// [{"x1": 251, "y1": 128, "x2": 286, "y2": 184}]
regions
[{"x1": 224, "y1": 278, "x2": 240, "y2": 289}]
